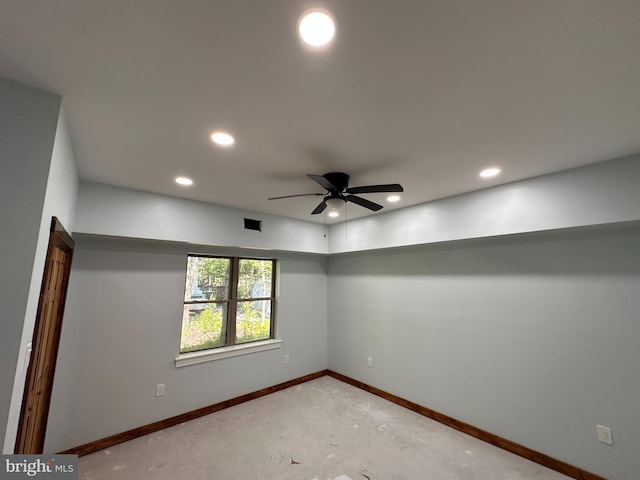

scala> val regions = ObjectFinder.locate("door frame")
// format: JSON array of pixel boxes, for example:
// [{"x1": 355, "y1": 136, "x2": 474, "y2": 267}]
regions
[{"x1": 14, "y1": 217, "x2": 74, "y2": 454}]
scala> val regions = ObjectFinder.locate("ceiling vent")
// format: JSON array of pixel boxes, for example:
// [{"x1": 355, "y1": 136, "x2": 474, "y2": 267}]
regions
[{"x1": 244, "y1": 218, "x2": 262, "y2": 232}]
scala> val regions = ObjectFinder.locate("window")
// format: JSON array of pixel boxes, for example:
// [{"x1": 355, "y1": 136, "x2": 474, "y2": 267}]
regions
[{"x1": 180, "y1": 255, "x2": 275, "y2": 354}]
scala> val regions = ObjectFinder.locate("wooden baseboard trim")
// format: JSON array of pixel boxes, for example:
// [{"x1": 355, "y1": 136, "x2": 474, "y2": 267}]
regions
[
  {"x1": 60, "y1": 369, "x2": 329, "y2": 457},
  {"x1": 326, "y1": 370, "x2": 605, "y2": 480},
  {"x1": 59, "y1": 368, "x2": 605, "y2": 480}
]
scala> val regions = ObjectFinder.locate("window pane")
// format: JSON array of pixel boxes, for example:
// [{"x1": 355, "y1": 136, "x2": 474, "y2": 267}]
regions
[
  {"x1": 180, "y1": 303, "x2": 227, "y2": 353},
  {"x1": 235, "y1": 300, "x2": 272, "y2": 344},
  {"x1": 185, "y1": 256, "x2": 230, "y2": 302},
  {"x1": 237, "y1": 259, "x2": 273, "y2": 299}
]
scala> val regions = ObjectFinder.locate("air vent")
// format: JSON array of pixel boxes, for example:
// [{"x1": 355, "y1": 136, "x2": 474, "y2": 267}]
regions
[{"x1": 244, "y1": 218, "x2": 262, "y2": 232}]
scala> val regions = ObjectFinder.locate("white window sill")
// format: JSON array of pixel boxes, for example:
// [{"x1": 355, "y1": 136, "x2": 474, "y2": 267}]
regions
[{"x1": 175, "y1": 339, "x2": 283, "y2": 368}]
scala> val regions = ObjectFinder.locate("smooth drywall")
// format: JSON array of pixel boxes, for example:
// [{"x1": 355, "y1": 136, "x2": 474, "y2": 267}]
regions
[
  {"x1": 0, "y1": 77, "x2": 62, "y2": 453},
  {"x1": 74, "y1": 182, "x2": 328, "y2": 254},
  {"x1": 45, "y1": 236, "x2": 327, "y2": 453},
  {"x1": 327, "y1": 224, "x2": 640, "y2": 480},
  {"x1": 3, "y1": 107, "x2": 79, "y2": 452},
  {"x1": 329, "y1": 153, "x2": 640, "y2": 253}
]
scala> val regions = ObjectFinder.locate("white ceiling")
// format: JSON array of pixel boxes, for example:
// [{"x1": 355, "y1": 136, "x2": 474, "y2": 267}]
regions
[{"x1": 2, "y1": 0, "x2": 640, "y2": 223}]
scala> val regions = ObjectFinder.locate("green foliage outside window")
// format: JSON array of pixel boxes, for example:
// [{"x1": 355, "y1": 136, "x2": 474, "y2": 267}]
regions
[
  {"x1": 180, "y1": 307, "x2": 224, "y2": 352},
  {"x1": 180, "y1": 256, "x2": 274, "y2": 353}
]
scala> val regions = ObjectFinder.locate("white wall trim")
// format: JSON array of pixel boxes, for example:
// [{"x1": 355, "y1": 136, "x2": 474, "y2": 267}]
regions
[{"x1": 175, "y1": 339, "x2": 283, "y2": 367}]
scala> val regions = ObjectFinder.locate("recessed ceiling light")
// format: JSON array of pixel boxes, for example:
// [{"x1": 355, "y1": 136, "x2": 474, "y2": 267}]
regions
[
  {"x1": 211, "y1": 131, "x2": 235, "y2": 147},
  {"x1": 387, "y1": 195, "x2": 401, "y2": 203},
  {"x1": 327, "y1": 210, "x2": 340, "y2": 218},
  {"x1": 298, "y1": 9, "x2": 335, "y2": 47},
  {"x1": 175, "y1": 176, "x2": 193, "y2": 186},
  {"x1": 480, "y1": 167, "x2": 501, "y2": 178}
]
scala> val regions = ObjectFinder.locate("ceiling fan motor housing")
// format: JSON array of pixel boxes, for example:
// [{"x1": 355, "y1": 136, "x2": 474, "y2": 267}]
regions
[{"x1": 323, "y1": 172, "x2": 350, "y2": 192}]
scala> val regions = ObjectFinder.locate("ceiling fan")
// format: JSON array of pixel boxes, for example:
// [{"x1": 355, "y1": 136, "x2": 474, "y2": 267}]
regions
[{"x1": 268, "y1": 172, "x2": 404, "y2": 215}]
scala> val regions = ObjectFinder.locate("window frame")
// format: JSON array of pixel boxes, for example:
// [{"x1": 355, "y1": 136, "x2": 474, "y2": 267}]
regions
[{"x1": 180, "y1": 254, "x2": 277, "y2": 355}]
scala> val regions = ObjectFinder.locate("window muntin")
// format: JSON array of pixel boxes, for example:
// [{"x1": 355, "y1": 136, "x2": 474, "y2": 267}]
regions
[{"x1": 180, "y1": 255, "x2": 275, "y2": 353}]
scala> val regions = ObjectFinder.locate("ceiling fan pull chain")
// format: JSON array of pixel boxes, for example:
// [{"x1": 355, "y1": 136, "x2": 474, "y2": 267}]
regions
[
  {"x1": 323, "y1": 211, "x2": 328, "y2": 238},
  {"x1": 344, "y1": 203, "x2": 348, "y2": 239}
]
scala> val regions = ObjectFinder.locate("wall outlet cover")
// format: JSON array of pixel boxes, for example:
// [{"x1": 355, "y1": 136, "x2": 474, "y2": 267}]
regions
[{"x1": 596, "y1": 424, "x2": 613, "y2": 445}]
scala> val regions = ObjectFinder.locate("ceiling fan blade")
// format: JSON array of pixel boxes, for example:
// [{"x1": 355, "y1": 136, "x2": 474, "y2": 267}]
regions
[
  {"x1": 268, "y1": 193, "x2": 324, "y2": 200},
  {"x1": 346, "y1": 195, "x2": 383, "y2": 211},
  {"x1": 307, "y1": 174, "x2": 338, "y2": 191},
  {"x1": 345, "y1": 183, "x2": 404, "y2": 194},
  {"x1": 311, "y1": 199, "x2": 328, "y2": 215}
]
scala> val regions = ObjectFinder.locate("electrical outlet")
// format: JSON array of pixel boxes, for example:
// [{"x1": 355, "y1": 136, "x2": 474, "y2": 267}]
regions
[
  {"x1": 284, "y1": 354, "x2": 290, "y2": 364},
  {"x1": 367, "y1": 357, "x2": 373, "y2": 368},
  {"x1": 596, "y1": 425, "x2": 613, "y2": 445},
  {"x1": 155, "y1": 383, "x2": 165, "y2": 397}
]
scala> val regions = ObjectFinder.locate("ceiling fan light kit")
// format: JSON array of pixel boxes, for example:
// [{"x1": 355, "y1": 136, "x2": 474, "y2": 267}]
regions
[{"x1": 325, "y1": 197, "x2": 345, "y2": 209}]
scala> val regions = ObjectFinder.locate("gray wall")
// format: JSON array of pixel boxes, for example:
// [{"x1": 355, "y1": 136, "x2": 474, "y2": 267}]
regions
[
  {"x1": 0, "y1": 77, "x2": 63, "y2": 452},
  {"x1": 329, "y1": 153, "x2": 640, "y2": 253},
  {"x1": 75, "y1": 182, "x2": 329, "y2": 254},
  {"x1": 45, "y1": 236, "x2": 327, "y2": 453},
  {"x1": 327, "y1": 224, "x2": 640, "y2": 480},
  {"x1": 4, "y1": 107, "x2": 79, "y2": 451}
]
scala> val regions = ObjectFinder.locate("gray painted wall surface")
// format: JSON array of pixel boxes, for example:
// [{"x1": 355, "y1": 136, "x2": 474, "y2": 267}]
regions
[
  {"x1": 328, "y1": 153, "x2": 640, "y2": 253},
  {"x1": 45, "y1": 236, "x2": 327, "y2": 453},
  {"x1": 0, "y1": 77, "x2": 62, "y2": 452},
  {"x1": 3, "y1": 107, "x2": 79, "y2": 452},
  {"x1": 74, "y1": 182, "x2": 329, "y2": 254},
  {"x1": 327, "y1": 225, "x2": 640, "y2": 480},
  {"x1": 75, "y1": 154, "x2": 640, "y2": 255}
]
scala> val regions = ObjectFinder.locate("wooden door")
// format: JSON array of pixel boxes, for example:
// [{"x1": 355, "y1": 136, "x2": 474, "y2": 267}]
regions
[{"x1": 14, "y1": 217, "x2": 74, "y2": 454}]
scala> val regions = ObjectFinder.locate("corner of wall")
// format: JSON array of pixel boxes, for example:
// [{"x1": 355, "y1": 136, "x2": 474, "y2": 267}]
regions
[{"x1": 2, "y1": 98, "x2": 79, "y2": 453}]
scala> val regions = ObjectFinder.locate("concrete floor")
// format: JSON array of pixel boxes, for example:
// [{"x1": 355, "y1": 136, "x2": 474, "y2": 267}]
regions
[{"x1": 79, "y1": 376, "x2": 571, "y2": 480}]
